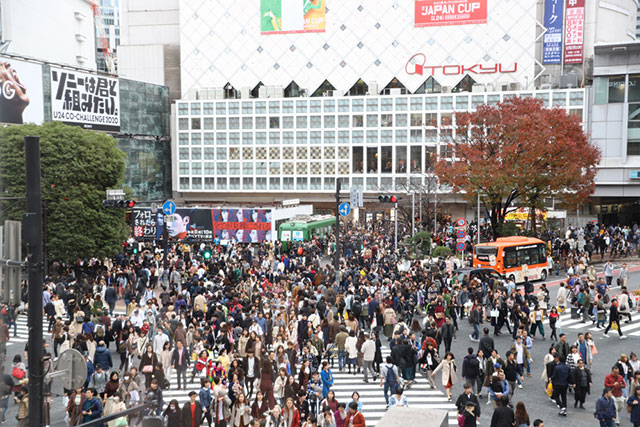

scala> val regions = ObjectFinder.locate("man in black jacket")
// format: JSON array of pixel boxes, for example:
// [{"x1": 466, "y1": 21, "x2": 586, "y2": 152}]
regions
[
  {"x1": 243, "y1": 349, "x2": 261, "y2": 399},
  {"x1": 462, "y1": 348, "x2": 481, "y2": 395},
  {"x1": 181, "y1": 391, "x2": 203, "y2": 427},
  {"x1": 478, "y1": 327, "x2": 494, "y2": 356},
  {"x1": 490, "y1": 395, "x2": 514, "y2": 427},
  {"x1": 503, "y1": 351, "x2": 518, "y2": 405},
  {"x1": 455, "y1": 382, "x2": 481, "y2": 419}
]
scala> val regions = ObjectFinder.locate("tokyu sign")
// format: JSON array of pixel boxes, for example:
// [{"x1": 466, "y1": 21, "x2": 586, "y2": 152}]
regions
[{"x1": 405, "y1": 53, "x2": 518, "y2": 76}]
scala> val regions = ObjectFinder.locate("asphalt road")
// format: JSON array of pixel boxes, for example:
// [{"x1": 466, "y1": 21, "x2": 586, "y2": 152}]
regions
[{"x1": 4, "y1": 261, "x2": 640, "y2": 426}]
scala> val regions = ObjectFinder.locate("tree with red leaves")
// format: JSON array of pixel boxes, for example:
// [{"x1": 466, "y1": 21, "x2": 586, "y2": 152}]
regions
[{"x1": 435, "y1": 97, "x2": 600, "y2": 238}]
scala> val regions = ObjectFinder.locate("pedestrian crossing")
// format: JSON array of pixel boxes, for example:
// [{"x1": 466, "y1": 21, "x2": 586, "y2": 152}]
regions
[
  {"x1": 538, "y1": 307, "x2": 640, "y2": 337},
  {"x1": 162, "y1": 346, "x2": 458, "y2": 426}
]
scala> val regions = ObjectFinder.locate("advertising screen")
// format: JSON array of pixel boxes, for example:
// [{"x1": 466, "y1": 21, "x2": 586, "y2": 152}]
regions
[
  {"x1": 0, "y1": 56, "x2": 43, "y2": 125},
  {"x1": 132, "y1": 208, "x2": 273, "y2": 243},
  {"x1": 542, "y1": 0, "x2": 563, "y2": 64},
  {"x1": 261, "y1": 0, "x2": 325, "y2": 34},
  {"x1": 415, "y1": 0, "x2": 488, "y2": 27},
  {"x1": 564, "y1": 0, "x2": 584, "y2": 64},
  {"x1": 50, "y1": 67, "x2": 120, "y2": 131}
]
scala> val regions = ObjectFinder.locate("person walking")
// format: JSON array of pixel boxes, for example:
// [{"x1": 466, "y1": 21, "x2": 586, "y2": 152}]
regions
[
  {"x1": 490, "y1": 395, "x2": 514, "y2": 427},
  {"x1": 551, "y1": 355, "x2": 569, "y2": 416},
  {"x1": 431, "y1": 352, "x2": 457, "y2": 401},
  {"x1": 603, "y1": 299, "x2": 627, "y2": 340},
  {"x1": 171, "y1": 340, "x2": 190, "y2": 390},
  {"x1": 604, "y1": 365, "x2": 626, "y2": 424},
  {"x1": 462, "y1": 348, "x2": 481, "y2": 397},
  {"x1": 571, "y1": 359, "x2": 591, "y2": 408},
  {"x1": 514, "y1": 401, "x2": 530, "y2": 427},
  {"x1": 380, "y1": 356, "x2": 400, "y2": 406},
  {"x1": 626, "y1": 384, "x2": 640, "y2": 427},
  {"x1": 596, "y1": 387, "x2": 617, "y2": 427},
  {"x1": 455, "y1": 383, "x2": 480, "y2": 422},
  {"x1": 360, "y1": 333, "x2": 376, "y2": 383}
]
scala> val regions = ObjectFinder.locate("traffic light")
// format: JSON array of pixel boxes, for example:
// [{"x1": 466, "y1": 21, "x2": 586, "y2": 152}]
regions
[
  {"x1": 103, "y1": 199, "x2": 136, "y2": 208},
  {"x1": 378, "y1": 195, "x2": 398, "y2": 203},
  {"x1": 202, "y1": 246, "x2": 212, "y2": 260}
]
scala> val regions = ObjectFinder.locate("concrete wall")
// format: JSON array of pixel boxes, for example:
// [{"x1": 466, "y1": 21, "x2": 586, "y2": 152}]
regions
[{"x1": 1, "y1": 0, "x2": 96, "y2": 69}]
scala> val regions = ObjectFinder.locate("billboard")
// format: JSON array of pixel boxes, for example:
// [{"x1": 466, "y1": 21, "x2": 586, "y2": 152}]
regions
[
  {"x1": 132, "y1": 208, "x2": 273, "y2": 243},
  {"x1": 260, "y1": 0, "x2": 325, "y2": 34},
  {"x1": 50, "y1": 67, "x2": 120, "y2": 131},
  {"x1": 415, "y1": 0, "x2": 487, "y2": 27},
  {"x1": 563, "y1": 0, "x2": 584, "y2": 64},
  {"x1": 542, "y1": 0, "x2": 563, "y2": 64},
  {"x1": 0, "y1": 57, "x2": 44, "y2": 125}
]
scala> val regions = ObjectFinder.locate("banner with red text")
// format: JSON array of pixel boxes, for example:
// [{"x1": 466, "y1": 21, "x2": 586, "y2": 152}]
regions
[
  {"x1": 415, "y1": 0, "x2": 487, "y2": 27},
  {"x1": 564, "y1": 0, "x2": 584, "y2": 64}
]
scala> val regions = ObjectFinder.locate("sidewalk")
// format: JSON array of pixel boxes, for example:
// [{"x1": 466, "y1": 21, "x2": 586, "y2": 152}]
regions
[{"x1": 536, "y1": 261, "x2": 640, "y2": 290}]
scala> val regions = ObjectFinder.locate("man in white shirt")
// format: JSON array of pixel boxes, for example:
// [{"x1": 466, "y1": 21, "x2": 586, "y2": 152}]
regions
[{"x1": 361, "y1": 333, "x2": 377, "y2": 383}]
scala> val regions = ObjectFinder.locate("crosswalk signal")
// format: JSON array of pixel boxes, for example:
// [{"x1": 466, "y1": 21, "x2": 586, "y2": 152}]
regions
[
  {"x1": 378, "y1": 195, "x2": 398, "y2": 203},
  {"x1": 202, "y1": 246, "x2": 212, "y2": 260},
  {"x1": 103, "y1": 199, "x2": 136, "y2": 208}
]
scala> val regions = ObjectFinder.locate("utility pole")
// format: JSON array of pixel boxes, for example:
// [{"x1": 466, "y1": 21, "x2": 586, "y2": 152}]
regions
[
  {"x1": 433, "y1": 181, "x2": 438, "y2": 235},
  {"x1": 411, "y1": 192, "x2": 415, "y2": 237},
  {"x1": 334, "y1": 180, "x2": 341, "y2": 277},
  {"x1": 419, "y1": 191, "x2": 422, "y2": 224},
  {"x1": 394, "y1": 200, "x2": 398, "y2": 252},
  {"x1": 24, "y1": 136, "x2": 44, "y2": 427},
  {"x1": 477, "y1": 192, "x2": 481, "y2": 244},
  {"x1": 162, "y1": 214, "x2": 169, "y2": 270}
]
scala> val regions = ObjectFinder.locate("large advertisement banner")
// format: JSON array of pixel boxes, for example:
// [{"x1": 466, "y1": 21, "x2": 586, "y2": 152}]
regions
[
  {"x1": 415, "y1": 0, "x2": 487, "y2": 27},
  {"x1": 261, "y1": 0, "x2": 325, "y2": 34},
  {"x1": 50, "y1": 67, "x2": 120, "y2": 131},
  {"x1": 0, "y1": 57, "x2": 43, "y2": 125},
  {"x1": 132, "y1": 208, "x2": 273, "y2": 243},
  {"x1": 542, "y1": 0, "x2": 564, "y2": 64},
  {"x1": 564, "y1": 0, "x2": 584, "y2": 64}
]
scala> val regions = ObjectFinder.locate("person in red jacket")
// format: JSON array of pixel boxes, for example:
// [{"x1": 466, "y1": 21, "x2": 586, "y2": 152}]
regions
[
  {"x1": 604, "y1": 365, "x2": 627, "y2": 422},
  {"x1": 344, "y1": 401, "x2": 365, "y2": 427},
  {"x1": 282, "y1": 397, "x2": 300, "y2": 427}
]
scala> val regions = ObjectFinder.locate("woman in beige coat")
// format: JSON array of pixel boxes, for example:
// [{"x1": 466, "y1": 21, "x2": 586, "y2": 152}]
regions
[
  {"x1": 230, "y1": 392, "x2": 252, "y2": 427},
  {"x1": 431, "y1": 352, "x2": 457, "y2": 400}
]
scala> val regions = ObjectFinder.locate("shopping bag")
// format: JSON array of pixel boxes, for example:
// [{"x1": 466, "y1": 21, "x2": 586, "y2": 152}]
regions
[
  {"x1": 546, "y1": 382, "x2": 553, "y2": 397},
  {"x1": 611, "y1": 321, "x2": 619, "y2": 331}
]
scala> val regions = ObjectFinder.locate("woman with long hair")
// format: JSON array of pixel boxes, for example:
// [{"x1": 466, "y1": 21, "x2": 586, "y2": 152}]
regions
[
  {"x1": 251, "y1": 390, "x2": 270, "y2": 420},
  {"x1": 162, "y1": 399, "x2": 181, "y2": 427},
  {"x1": 231, "y1": 392, "x2": 251, "y2": 427},
  {"x1": 282, "y1": 397, "x2": 301, "y2": 427},
  {"x1": 431, "y1": 352, "x2": 457, "y2": 400},
  {"x1": 514, "y1": 401, "x2": 530, "y2": 427},
  {"x1": 320, "y1": 390, "x2": 339, "y2": 413}
]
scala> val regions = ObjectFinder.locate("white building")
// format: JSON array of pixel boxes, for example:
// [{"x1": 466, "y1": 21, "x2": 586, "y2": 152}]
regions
[
  {"x1": 118, "y1": 0, "x2": 181, "y2": 100},
  {"x1": 0, "y1": 0, "x2": 96, "y2": 69},
  {"x1": 160, "y1": 0, "x2": 635, "y2": 222}
]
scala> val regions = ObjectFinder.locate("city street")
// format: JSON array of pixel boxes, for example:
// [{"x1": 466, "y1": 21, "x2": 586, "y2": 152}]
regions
[{"x1": 3, "y1": 262, "x2": 640, "y2": 426}]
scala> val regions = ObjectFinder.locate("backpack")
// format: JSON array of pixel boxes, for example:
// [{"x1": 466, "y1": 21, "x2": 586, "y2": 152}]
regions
[
  {"x1": 385, "y1": 364, "x2": 398, "y2": 387},
  {"x1": 457, "y1": 413, "x2": 465, "y2": 427},
  {"x1": 11, "y1": 366, "x2": 25, "y2": 380},
  {"x1": 95, "y1": 324, "x2": 105, "y2": 338}
]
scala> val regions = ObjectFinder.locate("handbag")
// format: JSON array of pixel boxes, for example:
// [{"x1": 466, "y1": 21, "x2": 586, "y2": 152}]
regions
[
  {"x1": 490, "y1": 309, "x2": 500, "y2": 318},
  {"x1": 114, "y1": 417, "x2": 128, "y2": 427},
  {"x1": 142, "y1": 365, "x2": 153, "y2": 374}
]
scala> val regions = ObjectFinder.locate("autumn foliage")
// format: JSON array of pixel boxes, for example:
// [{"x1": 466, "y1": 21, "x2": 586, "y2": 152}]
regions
[{"x1": 435, "y1": 97, "x2": 600, "y2": 237}]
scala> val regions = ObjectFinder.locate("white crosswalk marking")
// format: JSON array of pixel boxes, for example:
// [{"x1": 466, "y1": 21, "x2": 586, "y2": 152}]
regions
[
  {"x1": 161, "y1": 346, "x2": 458, "y2": 425},
  {"x1": 536, "y1": 309, "x2": 640, "y2": 336}
]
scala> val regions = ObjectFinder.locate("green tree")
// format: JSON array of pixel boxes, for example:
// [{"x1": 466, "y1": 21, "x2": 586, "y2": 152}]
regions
[
  {"x1": 0, "y1": 122, "x2": 128, "y2": 263},
  {"x1": 405, "y1": 231, "x2": 431, "y2": 257}
]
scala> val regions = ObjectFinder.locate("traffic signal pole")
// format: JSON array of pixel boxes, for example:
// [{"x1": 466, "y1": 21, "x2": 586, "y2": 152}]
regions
[
  {"x1": 394, "y1": 201, "x2": 398, "y2": 252},
  {"x1": 334, "y1": 180, "x2": 341, "y2": 279},
  {"x1": 24, "y1": 136, "x2": 44, "y2": 427}
]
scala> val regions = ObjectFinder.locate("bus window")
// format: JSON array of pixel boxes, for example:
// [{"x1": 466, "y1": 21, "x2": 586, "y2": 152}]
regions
[
  {"x1": 475, "y1": 246, "x2": 497, "y2": 262},
  {"x1": 504, "y1": 248, "x2": 517, "y2": 268},
  {"x1": 538, "y1": 245, "x2": 547, "y2": 262},
  {"x1": 518, "y1": 248, "x2": 532, "y2": 265}
]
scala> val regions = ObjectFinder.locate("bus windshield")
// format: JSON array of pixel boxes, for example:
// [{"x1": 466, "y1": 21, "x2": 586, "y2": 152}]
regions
[{"x1": 475, "y1": 246, "x2": 497, "y2": 261}]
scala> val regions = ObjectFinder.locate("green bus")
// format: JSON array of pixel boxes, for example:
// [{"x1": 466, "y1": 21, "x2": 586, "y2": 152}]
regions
[{"x1": 278, "y1": 215, "x2": 336, "y2": 242}]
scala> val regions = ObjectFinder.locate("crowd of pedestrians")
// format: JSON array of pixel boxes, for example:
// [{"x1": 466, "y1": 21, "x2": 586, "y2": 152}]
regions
[{"x1": 0, "y1": 221, "x2": 638, "y2": 427}]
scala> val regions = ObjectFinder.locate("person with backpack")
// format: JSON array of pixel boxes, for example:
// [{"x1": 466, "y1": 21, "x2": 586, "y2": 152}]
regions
[
  {"x1": 379, "y1": 356, "x2": 400, "y2": 406},
  {"x1": 93, "y1": 340, "x2": 112, "y2": 372},
  {"x1": 462, "y1": 348, "x2": 481, "y2": 396}
]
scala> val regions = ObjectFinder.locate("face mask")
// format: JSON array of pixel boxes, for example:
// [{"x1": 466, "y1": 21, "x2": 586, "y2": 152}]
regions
[
  {"x1": 170, "y1": 405, "x2": 176, "y2": 411},
  {"x1": 124, "y1": 376, "x2": 130, "y2": 381},
  {"x1": 114, "y1": 397, "x2": 120, "y2": 403}
]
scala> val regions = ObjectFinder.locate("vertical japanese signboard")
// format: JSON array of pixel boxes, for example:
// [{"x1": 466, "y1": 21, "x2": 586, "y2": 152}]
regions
[
  {"x1": 50, "y1": 67, "x2": 120, "y2": 131},
  {"x1": 542, "y1": 0, "x2": 564, "y2": 64},
  {"x1": 564, "y1": 0, "x2": 584, "y2": 64},
  {"x1": 132, "y1": 208, "x2": 158, "y2": 240}
]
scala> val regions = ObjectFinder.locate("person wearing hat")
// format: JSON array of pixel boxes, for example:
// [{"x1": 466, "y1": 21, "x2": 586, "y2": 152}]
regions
[
  {"x1": 461, "y1": 401, "x2": 478, "y2": 427},
  {"x1": 181, "y1": 391, "x2": 203, "y2": 427}
]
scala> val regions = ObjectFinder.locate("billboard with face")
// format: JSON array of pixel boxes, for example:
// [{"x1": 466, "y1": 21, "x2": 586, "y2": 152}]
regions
[{"x1": 0, "y1": 57, "x2": 44, "y2": 125}]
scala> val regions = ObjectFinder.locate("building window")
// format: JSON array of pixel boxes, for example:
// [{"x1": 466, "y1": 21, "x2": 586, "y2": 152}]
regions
[
  {"x1": 216, "y1": 117, "x2": 226, "y2": 130},
  {"x1": 338, "y1": 131, "x2": 349, "y2": 144},
  {"x1": 366, "y1": 177, "x2": 378, "y2": 190},
  {"x1": 179, "y1": 177, "x2": 189, "y2": 190},
  {"x1": 410, "y1": 97, "x2": 422, "y2": 111},
  {"x1": 310, "y1": 116, "x2": 321, "y2": 128},
  {"x1": 296, "y1": 132, "x2": 307, "y2": 144},
  {"x1": 243, "y1": 178, "x2": 253, "y2": 190},
  {"x1": 270, "y1": 177, "x2": 280, "y2": 190},
  {"x1": 324, "y1": 131, "x2": 335, "y2": 144},
  {"x1": 269, "y1": 101, "x2": 280, "y2": 114},
  {"x1": 283, "y1": 101, "x2": 294, "y2": 113},
  {"x1": 396, "y1": 114, "x2": 407, "y2": 127},
  {"x1": 204, "y1": 133, "x2": 215, "y2": 145},
  {"x1": 296, "y1": 116, "x2": 307, "y2": 128},
  {"x1": 366, "y1": 98, "x2": 378, "y2": 111},
  {"x1": 178, "y1": 103, "x2": 188, "y2": 115},
  {"x1": 352, "y1": 115, "x2": 363, "y2": 127},
  {"x1": 179, "y1": 133, "x2": 189, "y2": 145},
  {"x1": 256, "y1": 132, "x2": 267, "y2": 145},
  {"x1": 256, "y1": 117, "x2": 267, "y2": 129},
  {"x1": 229, "y1": 178, "x2": 240, "y2": 190},
  {"x1": 242, "y1": 162, "x2": 253, "y2": 175},
  {"x1": 367, "y1": 147, "x2": 378, "y2": 173},
  {"x1": 217, "y1": 178, "x2": 227, "y2": 190},
  {"x1": 283, "y1": 116, "x2": 294, "y2": 129},
  {"x1": 283, "y1": 131, "x2": 294, "y2": 144},
  {"x1": 338, "y1": 99, "x2": 349, "y2": 112},
  {"x1": 381, "y1": 130, "x2": 392, "y2": 143},
  {"x1": 204, "y1": 162, "x2": 215, "y2": 174},
  {"x1": 178, "y1": 118, "x2": 188, "y2": 130},
  {"x1": 242, "y1": 132, "x2": 253, "y2": 145},
  {"x1": 191, "y1": 163, "x2": 202, "y2": 175},
  {"x1": 255, "y1": 101, "x2": 266, "y2": 114},
  {"x1": 242, "y1": 102, "x2": 253, "y2": 114},
  {"x1": 352, "y1": 147, "x2": 363, "y2": 173},
  {"x1": 191, "y1": 148, "x2": 202, "y2": 160},
  {"x1": 296, "y1": 177, "x2": 308, "y2": 190},
  {"x1": 441, "y1": 96, "x2": 453, "y2": 109},
  {"x1": 352, "y1": 131, "x2": 363, "y2": 144},
  {"x1": 324, "y1": 99, "x2": 336, "y2": 112},
  {"x1": 179, "y1": 162, "x2": 189, "y2": 175},
  {"x1": 395, "y1": 98, "x2": 408, "y2": 111},
  {"x1": 338, "y1": 115, "x2": 350, "y2": 128},
  {"x1": 310, "y1": 100, "x2": 321, "y2": 113},
  {"x1": 410, "y1": 113, "x2": 423, "y2": 127},
  {"x1": 395, "y1": 129, "x2": 407, "y2": 143},
  {"x1": 410, "y1": 146, "x2": 422, "y2": 172},
  {"x1": 216, "y1": 102, "x2": 226, "y2": 115},
  {"x1": 381, "y1": 146, "x2": 392, "y2": 173},
  {"x1": 324, "y1": 178, "x2": 335, "y2": 190},
  {"x1": 410, "y1": 129, "x2": 422, "y2": 143},
  {"x1": 366, "y1": 130, "x2": 378, "y2": 144},
  {"x1": 381, "y1": 98, "x2": 393, "y2": 111},
  {"x1": 269, "y1": 117, "x2": 280, "y2": 128},
  {"x1": 296, "y1": 100, "x2": 308, "y2": 113},
  {"x1": 203, "y1": 117, "x2": 214, "y2": 130},
  {"x1": 203, "y1": 102, "x2": 213, "y2": 115},
  {"x1": 425, "y1": 97, "x2": 438, "y2": 110},
  {"x1": 352, "y1": 99, "x2": 364, "y2": 112},
  {"x1": 283, "y1": 177, "x2": 294, "y2": 190},
  {"x1": 204, "y1": 177, "x2": 215, "y2": 189},
  {"x1": 396, "y1": 146, "x2": 407, "y2": 173},
  {"x1": 324, "y1": 115, "x2": 335, "y2": 128},
  {"x1": 229, "y1": 162, "x2": 240, "y2": 175},
  {"x1": 256, "y1": 161, "x2": 267, "y2": 175},
  {"x1": 229, "y1": 117, "x2": 239, "y2": 129},
  {"x1": 242, "y1": 117, "x2": 253, "y2": 129},
  {"x1": 366, "y1": 114, "x2": 378, "y2": 127},
  {"x1": 229, "y1": 102, "x2": 239, "y2": 115},
  {"x1": 256, "y1": 177, "x2": 267, "y2": 189},
  {"x1": 217, "y1": 147, "x2": 227, "y2": 160},
  {"x1": 381, "y1": 114, "x2": 393, "y2": 127}
]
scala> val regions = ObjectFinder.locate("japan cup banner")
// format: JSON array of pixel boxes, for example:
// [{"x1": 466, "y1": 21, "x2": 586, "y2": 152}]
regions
[
  {"x1": 563, "y1": 0, "x2": 584, "y2": 64},
  {"x1": 50, "y1": 67, "x2": 120, "y2": 131},
  {"x1": 542, "y1": 0, "x2": 564, "y2": 64},
  {"x1": 415, "y1": 0, "x2": 487, "y2": 27}
]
